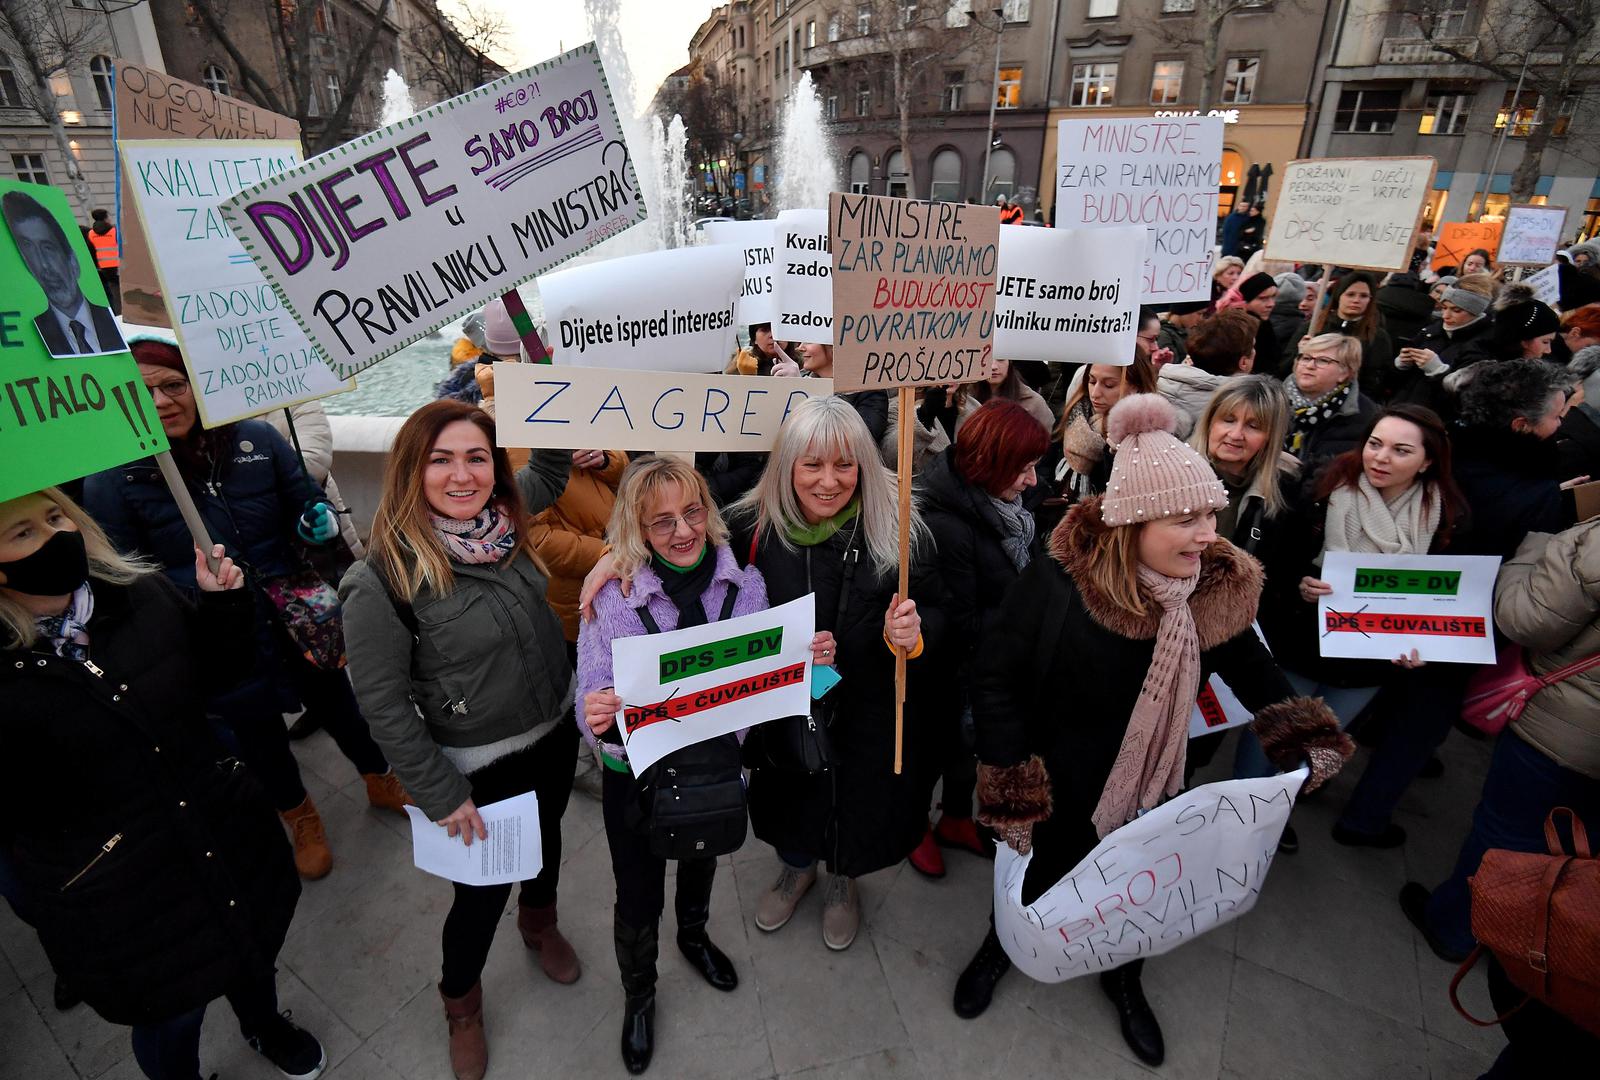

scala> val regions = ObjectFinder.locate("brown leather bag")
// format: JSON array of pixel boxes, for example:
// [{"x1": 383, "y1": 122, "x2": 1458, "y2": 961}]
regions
[{"x1": 1449, "y1": 808, "x2": 1600, "y2": 1038}]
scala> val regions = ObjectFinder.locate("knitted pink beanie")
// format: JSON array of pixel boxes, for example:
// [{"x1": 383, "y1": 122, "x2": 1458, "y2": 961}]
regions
[{"x1": 1099, "y1": 394, "x2": 1227, "y2": 527}]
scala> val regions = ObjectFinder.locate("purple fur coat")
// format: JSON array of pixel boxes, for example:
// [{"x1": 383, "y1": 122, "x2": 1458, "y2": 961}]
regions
[{"x1": 576, "y1": 542, "x2": 770, "y2": 768}]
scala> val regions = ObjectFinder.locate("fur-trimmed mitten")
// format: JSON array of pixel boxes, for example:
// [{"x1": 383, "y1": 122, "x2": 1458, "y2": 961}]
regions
[
  {"x1": 976, "y1": 756, "x2": 1053, "y2": 854},
  {"x1": 1250, "y1": 697, "x2": 1354, "y2": 794}
]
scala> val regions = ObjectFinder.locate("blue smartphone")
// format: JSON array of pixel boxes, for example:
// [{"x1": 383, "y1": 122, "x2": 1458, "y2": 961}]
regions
[{"x1": 811, "y1": 664, "x2": 842, "y2": 699}]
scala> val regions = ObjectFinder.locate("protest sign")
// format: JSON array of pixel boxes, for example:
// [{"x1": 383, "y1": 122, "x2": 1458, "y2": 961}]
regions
[
  {"x1": 493, "y1": 364, "x2": 831, "y2": 451},
  {"x1": 828, "y1": 192, "x2": 1000, "y2": 392},
  {"x1": 994, "y1": 223, "x2": 1143, "y2": 365},
  {"x1": 537, "y1": 245, "x2": 741, "y2": 372},
  {"x1": 1525, "y1": 262, "x2": 1560, "y2": 306},
  {"x1": 1496, "y1": 204, "x2": 1567, "y2": 268},
  {"x1": 1433, "y1": 220, "x2": 1502, "y2": 272},
  {"x1": 1056, "y1": 117, "x2": 1223, "y2": 304},
  {"x1": 994, "y1": 768, "x2": 1308, "y2": 981},
  {"x1": 1187, "y1": 625, "x2": 1267, "y2": 738},
  {"x1": 114, "y1": 60, "x2": 300, "y2": 329},
  {"x1": 612, "y1": 595, "x2": 815, "y2": 775},
  {"x1": 0, "y1": 179, "x2": 168, "y2": 501},
  {"x1": 118, "y1": 141, "x2": 351, "y2": 426},
  {"x1": 220, "y1": 43, "x2": 644, "y2": 380},
  {"x1": 1265, "y1": 157, "x2": 1435, "y2": 272},
  {"x1": 1573, "y1": 480, "x2": 1600, "y2": 523},
  {"x1": 702, "y1": 218, "x2": 776, "y2": 324},
  {"x1": 1317, "y1": 552, "x2": 1500, "y2": 664},
  {"x1": 773, "y1": 208, "x2": 832, "y2": 344}
]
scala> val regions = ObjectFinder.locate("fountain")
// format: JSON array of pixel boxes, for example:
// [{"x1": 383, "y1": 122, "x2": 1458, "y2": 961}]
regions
[
  {"x1": 774, "y1": 72, "x2": 840, "y2": 214},
  {"x1": 378, "y1": 69, "x2": 414, "y2": 126},
  {"x1": 649, "y1": 114, "x2": 696, "y2": 249}
]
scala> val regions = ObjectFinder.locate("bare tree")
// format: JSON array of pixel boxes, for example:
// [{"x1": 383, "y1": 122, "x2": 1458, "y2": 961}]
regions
[
  {"x1": 675, "y1": 61, "x2": 742, "y2": 184},
  {"x1": 407, "y1": 0, "x2": 507, "y2": 102},
  {"x1": 0, "y1": 0, "x2": 109, "y2": 209},
  {"x1": 1404, "y1": 0, "x2": 1598, "y2": 206},
  {"x1": 188, "y1": 0, "x2": 395, "y2": 154},
  {"x1": 1141, "y1": 0, "x2": 1311, "y2": 111}
]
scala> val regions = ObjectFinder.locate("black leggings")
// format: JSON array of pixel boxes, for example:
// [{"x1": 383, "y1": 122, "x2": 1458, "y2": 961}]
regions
[
  {"x1": 129, "y1": 971, "x2": 278, "y2": 1080},
  {"x1": 601, "y1": 766, "x2": 718, "y2": 931},
  {"x1": 438, "y1": 721, "x2": 578, "y2": 997}
]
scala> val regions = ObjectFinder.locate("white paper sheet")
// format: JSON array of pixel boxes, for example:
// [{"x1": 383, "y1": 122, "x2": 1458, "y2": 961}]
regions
[{"x1": 404, "y1": 791, "x2": 542, "y2": 886}]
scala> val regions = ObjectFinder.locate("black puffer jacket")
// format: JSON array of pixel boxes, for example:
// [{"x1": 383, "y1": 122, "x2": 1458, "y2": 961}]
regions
[
  {"x1": 1451, "y1": 426, "x2": 1573, "y2": 559},
  {"x1": 736, "y1": 512, "x2": 948, "y2": 876},
  {"x1": 1389, "y1": 315, "x2": 1493, "y2": 412},
  {"x1": 0, "y1": 577, "x2": 297, "y2": 1026}
]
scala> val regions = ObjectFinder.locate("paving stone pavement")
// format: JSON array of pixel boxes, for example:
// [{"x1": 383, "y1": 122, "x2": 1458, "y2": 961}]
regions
[{"x1": 3, "y1": 725, "x2": 1507, "y2": 1080}]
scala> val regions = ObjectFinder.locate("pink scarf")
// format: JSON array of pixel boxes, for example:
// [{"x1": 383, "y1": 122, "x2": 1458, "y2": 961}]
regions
[
  {"x1": 1091, "y1": 565, "x2": 1202, "y2": 838},
  {"x1": 429, "y1": 505, "x2": 517, "y2": 564}
]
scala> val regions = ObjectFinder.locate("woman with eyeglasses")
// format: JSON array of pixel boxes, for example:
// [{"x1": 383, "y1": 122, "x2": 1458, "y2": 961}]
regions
[{"x1": 1283, "y1": 333, "x2": 1379, "y2": 486}]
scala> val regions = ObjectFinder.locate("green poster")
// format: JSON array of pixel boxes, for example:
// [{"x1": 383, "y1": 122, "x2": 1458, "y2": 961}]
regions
[{"x1": 0, "y1": 179, "x2": 166, "y2": 503}]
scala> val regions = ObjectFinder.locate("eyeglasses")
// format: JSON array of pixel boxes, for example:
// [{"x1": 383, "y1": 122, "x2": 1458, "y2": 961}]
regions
[
  {"x1": 1136, "y1": 332, "x2": 1160, "y2": 346},
  {"x1": 1295, "y1": 354, "x2": 1344, "y2": 370},
  {"x1": 147, "y1": 379, "x2": 191, "y2": 400},
  {"x1": 644, "y1": 504, "x2": 707, "y2": 537}
]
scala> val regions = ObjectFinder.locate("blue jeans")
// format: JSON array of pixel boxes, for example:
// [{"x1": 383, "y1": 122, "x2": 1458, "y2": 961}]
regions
[
  {"x1": 129, "y1": 973, "x2": 278, "y2": 1080},
  {"x1": 1233, "y1": 670, "x2": 1379, "y2": 779},
  {"x1": 1336, "y1": 663, "x2": 1470, "y2": 836},
  {"x1": 1424, "y1": 729, "x2": 1600, "y2": 956}
]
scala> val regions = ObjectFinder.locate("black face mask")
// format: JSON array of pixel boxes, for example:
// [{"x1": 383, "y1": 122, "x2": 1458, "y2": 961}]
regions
[{"x1": 0, "y1": 529, "x2": 89, "y2": 596}]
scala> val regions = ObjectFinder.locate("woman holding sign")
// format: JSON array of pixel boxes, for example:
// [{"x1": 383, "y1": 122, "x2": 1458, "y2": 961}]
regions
[
  {"x1": 950, "y1": 395, "x2": 1350, "y2": 1065},
  {"x1": 577, "y1": 457, "x2": 782, "y2": 1074},
  {"x1": 340, "y1": 401, "x2": 581, "y2": 1080}
]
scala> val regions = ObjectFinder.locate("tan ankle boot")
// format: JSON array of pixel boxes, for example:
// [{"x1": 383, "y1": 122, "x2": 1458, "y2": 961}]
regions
[
  {"x1": 280, "y1": 796, "x2": 332, "y2": 880},
  {"x1": 517, "y1": 903, "x2": 581, "y2": 984},
  {"x1": 362, "y1": 770, "x2": 413, "y2": 814},
  {"x1": 439, "y1": 982, "x2": 487, "y2": 1080}
]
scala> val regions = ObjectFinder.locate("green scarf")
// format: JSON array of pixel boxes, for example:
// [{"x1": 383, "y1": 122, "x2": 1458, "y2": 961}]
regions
[{"x1": 784, "y1": 498, "x2": 860, "y2": 546}]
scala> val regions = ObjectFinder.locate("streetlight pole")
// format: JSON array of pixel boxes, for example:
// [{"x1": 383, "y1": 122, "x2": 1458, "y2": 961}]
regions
[
  {"x1": 980, "y1": 5, "x2": 1005, "y2": 203},
  {"x1": 1471, "y1": 49, "x2": 1530, "y2": 222}
]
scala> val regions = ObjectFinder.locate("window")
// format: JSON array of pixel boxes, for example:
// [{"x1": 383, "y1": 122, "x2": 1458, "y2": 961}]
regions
[
  {"x1": 899, "y1": 0, "x2": 919, "y2": 27},
  {"x1": 0, "y1": 55, "x2": 22, "y2": 107},
  {"x1": 856, "y1": 80, "x2": 871, "y2": 115},
  {"x1": 89, "y1": 55, "x2": 114, "y2": 110},
  {"x1": 1088, "y1": 0, "x2": 1118, "y2": 17},
  {"x1": 930, "y1": 149, "x2": 962, "y2": 203},
  {"x1": 201, "y1": 63, "x2": 230, "y2": 96},
  {"x1": 942, "y1": 70, "x2": 964, "y2": 111},
  {"x1": 825, "y1": 93, "x2": 838, "y2": 119},
  {"x1": 1003, "y1": 0, "x2": 1031, "y2": 19},
  {"x1": 986, "y1": 147, "x2": 1016, "y2": 201},
  {"x1": 1333, "y1": 88, "x2": 1400, "y2": 133},
  {"x1": 1419, "y1": 91, "x2": 1472, "y2": 135},
  {"x1": 806, "y1": 20, "x2": 815, "y2": 47},
  {"x1": 849, "y1": 151, "x2": 871, "y2": 194},
  {"x1": 1404, "y1": 4, "x2": 1470, "y2": 38},
  {"x1": 886, "y1": 149, "x2": 907, "y2": 197},
  {"x1": 1496, "y1": 90, "x2": 1574, "y2": 138},
  {"x1": 828, "y1": 14, "x2": 840, "y2": 41},
  {"x1": 1161, "y1": 0, "x2": 1195, "y2": 11},
  {"x1": 1149, "y1": 59, "x2": 1183, "y2": 104},
  {"x1": 1069, "y1": 62, "x2": 1117, "y2": 107},
  {"x1": 11, "y1": 152, "x2": 47, "y2": 185},
  {"x1": 996, "y1": 67, "x2": 1021, "y2": 109},
  {"x1": 857, "y1": 4, "x2": 871, "y2": 34},
  {"x1": 325, "y1": 74, "x2": 341, "y2": 109},
  {"x1": 1220, "y1": 57, "x2": 1258, "y2": 104}
]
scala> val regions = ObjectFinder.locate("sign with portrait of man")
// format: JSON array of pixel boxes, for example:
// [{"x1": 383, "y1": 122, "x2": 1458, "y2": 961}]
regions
[{"x1": 2, "y1": 189, "x2": 127, "y2": 358}]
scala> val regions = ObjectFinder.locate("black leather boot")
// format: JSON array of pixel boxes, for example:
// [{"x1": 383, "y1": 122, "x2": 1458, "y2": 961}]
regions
[
  {"x1": 1099, "y1": 961, "x2": 1164, "y2": 1067},
  {"x1": 675, "y1": 857, "x2": 738, "y2": 992},
  {"x1": 953, "y1": 927, "x2": 1012, "y2": 1019},
  {"x1": 613, "y1": 912, "x2": 658, "y2": 1074}
]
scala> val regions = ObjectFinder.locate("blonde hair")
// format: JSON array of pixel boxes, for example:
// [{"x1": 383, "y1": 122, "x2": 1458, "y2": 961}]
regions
[
  {"x1": 606, "y1": 457, "x2": 730, "y2": 578},
  {"x1": 1078, "y1": 516, "x2": 1149, "y2": 618},
  {"x1": 1212, "y1": 255, "x2": 1245, "y2": 283},
  {"x1": 732, "y1": 395, "x2": 922, "y2": 577},
  {"x1": 1298, "y1": 333, "x2": 1364, "y2": 379},
  {"x1": 0, "y1": 487, "x2": 155, "y2": 650},
  {"x1": 1189, "y1": 375, "x2": 1298, "y2": 520}
]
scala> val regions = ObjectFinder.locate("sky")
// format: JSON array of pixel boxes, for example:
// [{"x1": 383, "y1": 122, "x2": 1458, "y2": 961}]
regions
[{"x1": 469, "y1": 0, "x2": 711, "y2": 115}]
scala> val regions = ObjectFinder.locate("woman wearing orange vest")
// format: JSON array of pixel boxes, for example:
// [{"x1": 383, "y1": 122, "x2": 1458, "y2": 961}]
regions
[{"x1": 88, "y1": 209, "x2": 120, "y2": 315}]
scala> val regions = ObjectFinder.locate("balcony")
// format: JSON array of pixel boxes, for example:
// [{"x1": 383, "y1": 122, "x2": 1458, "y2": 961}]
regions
[{"x1": 1379, "y1": 36, "x2": 1479, "y2": 64}]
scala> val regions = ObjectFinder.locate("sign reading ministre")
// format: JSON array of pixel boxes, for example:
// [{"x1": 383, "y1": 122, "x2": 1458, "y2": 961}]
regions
[
  {"x1": 828, "y1": 192, "x2": 1000, "y2": 392},
  {"x1": 1266, "y1": 156, "x2": 1436, "y2": 272},
  {"x1": 221, "y1": 43, "x2": 644, "y2": 379}
]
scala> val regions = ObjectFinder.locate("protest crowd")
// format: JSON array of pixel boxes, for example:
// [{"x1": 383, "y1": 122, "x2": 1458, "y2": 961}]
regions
[{"x1": 5, "y1": 46, "x2": 1600, "y2": 1080}]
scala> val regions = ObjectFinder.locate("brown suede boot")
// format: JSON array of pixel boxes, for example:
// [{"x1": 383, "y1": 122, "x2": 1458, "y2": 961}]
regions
[
  {"x1": 517, "y1": 903, "x2": 581, "y2": 984},
  {"x1": 439, "y1": 982, "x2": 487, "y2": 1080},
  {"x1": 362, "y1": 770, "x2": 413, "y2": 814},
  {"x1": 280, "y1": 796, "x2": 332, "y2": 880}
]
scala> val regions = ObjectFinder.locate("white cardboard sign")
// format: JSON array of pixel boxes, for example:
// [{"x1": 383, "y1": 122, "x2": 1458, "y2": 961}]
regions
[
  {"x1": 773, "y1": 208, "x2": 832, "y2": 344},
  {"x1": 1265, "y1": 157, "x2": 1435, "y2": 272},
  {"x1": 1497, "y1": 204, "x2": 1567, "y2": 268},
  {"x1": 613, "y1": 595, "x2": 815, "y2": 775},
  {"x1": 220, "y1": 43, "x2": 645, "y2": 379},
  {"x1": 994, "y1": 223, "x2": 1144, "y2": 364},
  {"x1": 994, "y1": 769, "x2": 1307, "y2": 982},
  {"x1": 492, "y1": 364, "x2": 831, "y2": 451},
  {"x1": 1316, "y1": 552, "x2": 1501, "y2": 664},
  {"x1": 1526, "y1": 262, "x2": 1561, "y2": 306},
  {"x1": 537, "y1": 245, "x2": 742, "y2": 372},
  {"x1": 1055, "y1": 117, "x2": 1223, "y2": 304},
  {"x1": 702, "y1": 218, "x2": 777, "y2": 324},
  {"x1": 118, "y1": 140, "x2": 351, "y2": 426}
]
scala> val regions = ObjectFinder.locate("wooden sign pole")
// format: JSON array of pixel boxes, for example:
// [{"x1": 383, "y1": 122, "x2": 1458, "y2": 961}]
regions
[
  {"x1": 499, "y1": 289, "x2": 552, "y2": 364},
  {"x1": 1308, "y1": 278, "x2": 1331, "y2": 337},
  {"x1": 893, "y1": 385, "x2": 914, "y2": 775},
  {"x1": 154, "y1": 451, "x2": 220, "y2": 572}
]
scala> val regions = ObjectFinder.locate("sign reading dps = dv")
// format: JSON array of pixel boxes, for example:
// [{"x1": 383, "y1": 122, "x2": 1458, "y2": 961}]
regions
[
  {"x1": 1265, "y1": 157, "x2": 1436, "y2": 273},
  {"x1": 1317, "y1": 552, "x2": 1500, "y2": 664},
  {"x1": 828, "y1": 192, "x2": 1000, "y2": 392},
  {"x1": 221, "y1": 43, "x2": 645, "y2": 379},
  {"x1": 612, "y1": 596, "x2": 815, "y2": 775},
  {"x1": 0, "y1": 180, "x2": 168, "y2": 502}
]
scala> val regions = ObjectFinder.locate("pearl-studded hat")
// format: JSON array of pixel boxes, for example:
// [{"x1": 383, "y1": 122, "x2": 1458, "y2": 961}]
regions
[{"x1": 1098, "y1": 394, "x2": 1228, "y2": 528}]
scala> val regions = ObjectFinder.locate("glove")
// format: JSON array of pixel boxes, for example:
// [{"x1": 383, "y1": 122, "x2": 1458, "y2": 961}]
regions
[
  {"x1": 999, "y1": 822, "x2": 1035, "y2": 855},
  {"x1": 296, "y1": 501, "x2": 339, "y2": 544},
  {"x1": 976, "y1": 756, "x2": 1053, "y2": 854},
  {"x1": 1251, "y1": 696, "x2": 1355, "y2": 795}
]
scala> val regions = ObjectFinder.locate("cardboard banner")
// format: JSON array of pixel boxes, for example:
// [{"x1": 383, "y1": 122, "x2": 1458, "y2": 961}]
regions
[
  {"x1": 994, "y1": 768, "x2": 1308, "y2": 981},
  {"x1": 118, "y1": 141, "x2": 351, "y2": 426},
  {"x1": 1432, "y1": 220, "x2": 1502, "y2": 273},
  {"x1": 1265, "y1": 156, "x2": 1435, "y2": 273},
  {"x1": 702, "y1": 218, "x2": 776, "y2": 324},
  {"x1": 0, "y1": 180, "x2": 168, "y2": 501},
  {"x1": 828, "y1": 192, "x2": 1000, "y2": 392},
  {"x1": 994, "y1": 223, "x2": 1143, "y2": 364},
  {"x1": 537, "y1": 245, "x2": 741, "y2": 372},
  {"x1": 114, "y1": 60, "x2": 301, "y2": 329},
  {"x1": 492, "y1": 364, "x2": 831, "y2": 451},
  {"x1": 1056, "y1": 117, "x2": 1223, "y2": 304},
  {"x1": 773, "y1": 208, "x2": 832, "y2": 344},
  {"x1": 1497, "y1": 204, "x2": 1567, "y2": 268},
  {"x1": 1317, "y1": 552, "x2": 1500, "y2": 664},
  {"x1": 612, "y1": 595, "x2": 815, "y2": 775},
  {"x1": 220, "y1": 43, "x2": 645, "y2": 379}
]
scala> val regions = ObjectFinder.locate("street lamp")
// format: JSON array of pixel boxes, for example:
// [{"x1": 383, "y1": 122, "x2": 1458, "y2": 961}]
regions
[{"x1": 976, "y1": 5, "x2": 1006, "y2": 204}]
